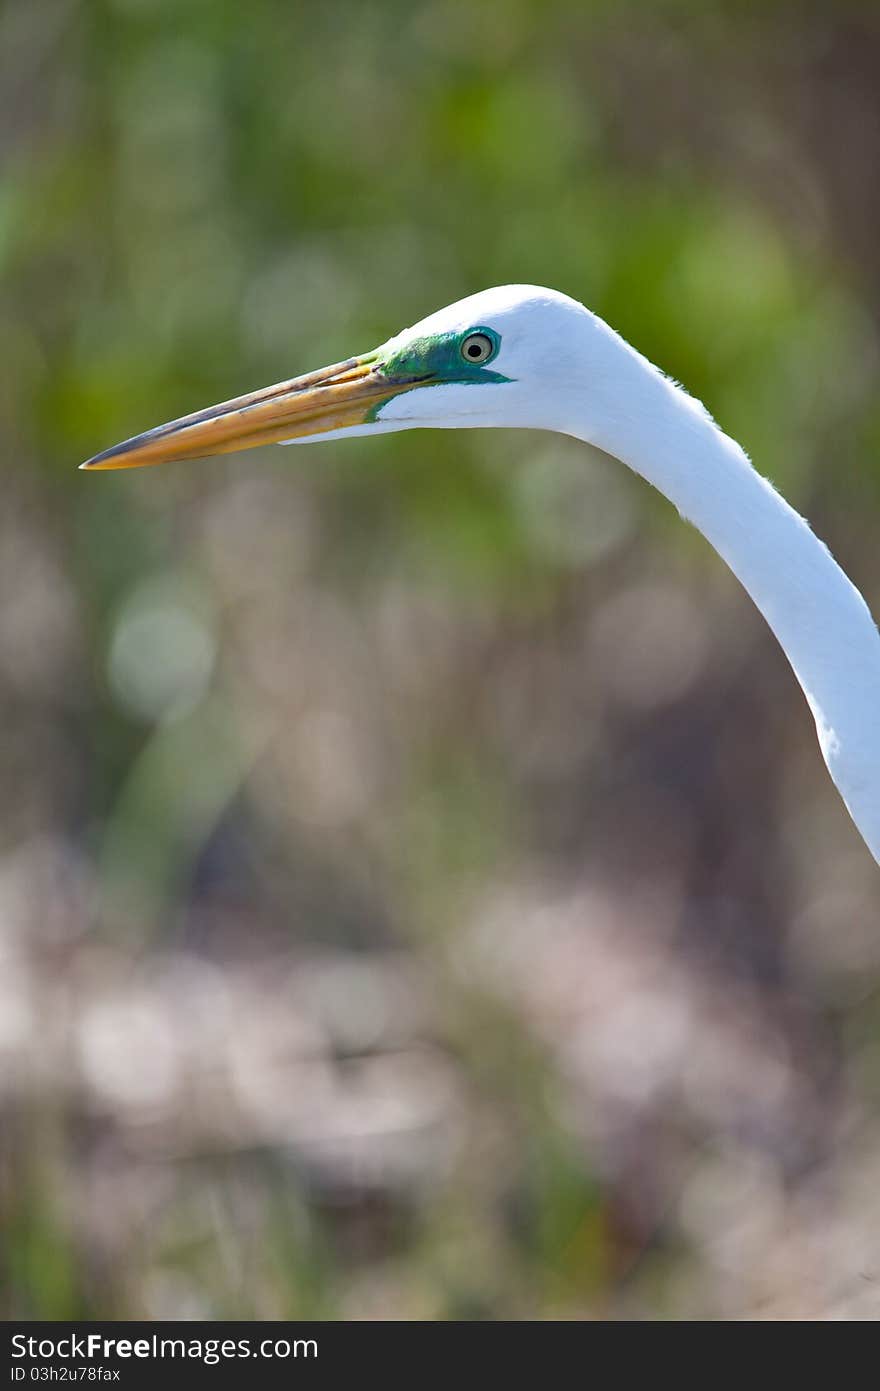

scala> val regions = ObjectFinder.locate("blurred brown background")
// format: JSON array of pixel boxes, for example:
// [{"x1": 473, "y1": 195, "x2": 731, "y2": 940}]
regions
[{"x1": 1, "y1": 0, "x2": 880, "y2": 1319}]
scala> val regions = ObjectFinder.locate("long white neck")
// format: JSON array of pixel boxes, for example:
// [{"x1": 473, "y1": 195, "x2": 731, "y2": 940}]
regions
[{"x1": 572, "y1": 333, "x2": 880, "y2": 865}]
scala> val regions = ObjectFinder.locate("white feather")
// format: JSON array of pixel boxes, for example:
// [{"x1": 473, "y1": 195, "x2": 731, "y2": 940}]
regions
[{"x1": 301, "y1": 286, "x2": 880, "y2": 863}]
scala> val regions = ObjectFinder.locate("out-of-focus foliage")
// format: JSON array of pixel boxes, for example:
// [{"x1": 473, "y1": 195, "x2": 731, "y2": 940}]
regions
[{"x1": 2, "y1": 0, "x2": 880, "y2": 1320}]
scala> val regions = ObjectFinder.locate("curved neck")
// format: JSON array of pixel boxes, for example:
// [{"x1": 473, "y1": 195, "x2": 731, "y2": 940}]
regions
[{"x1": 574, "y1": 351, "x2": 880, "y2": 864}]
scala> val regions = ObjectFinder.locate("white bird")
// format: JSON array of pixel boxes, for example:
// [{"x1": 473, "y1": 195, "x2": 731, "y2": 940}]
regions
[{"x1": 82, "y1": 286, "x2": 880, "y2": 865}]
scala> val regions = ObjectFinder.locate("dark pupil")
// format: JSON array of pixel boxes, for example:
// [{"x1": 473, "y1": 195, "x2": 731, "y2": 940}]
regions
[{"x1": 467, "y1": 341, "x2": 483, "y2": 358}]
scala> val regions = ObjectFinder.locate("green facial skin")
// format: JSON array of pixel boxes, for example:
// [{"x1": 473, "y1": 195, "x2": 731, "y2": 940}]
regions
[{"x1": 365, "y1": 327, "x2": 510, "y2": 421}]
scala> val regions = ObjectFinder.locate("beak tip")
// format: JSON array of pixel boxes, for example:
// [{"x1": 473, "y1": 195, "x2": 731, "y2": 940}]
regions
[{"x1": 79, "y1": 445, "x2": 133, "y2": 471}]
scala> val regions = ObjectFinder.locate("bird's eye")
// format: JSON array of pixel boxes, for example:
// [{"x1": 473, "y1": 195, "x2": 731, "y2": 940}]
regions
[{"x1": 460, "y1": 332, "x2": 495, "y2": 364}]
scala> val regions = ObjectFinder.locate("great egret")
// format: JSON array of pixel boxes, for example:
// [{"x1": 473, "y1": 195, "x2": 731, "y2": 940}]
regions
[{"x1": 82, "y1": 286, "x2": 880, "y2": 865}]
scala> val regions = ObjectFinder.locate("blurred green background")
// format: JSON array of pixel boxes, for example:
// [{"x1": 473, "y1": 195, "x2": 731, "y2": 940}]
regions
[{"x1": 2, "y1": 0, "x2": 880, "y2": 1320}]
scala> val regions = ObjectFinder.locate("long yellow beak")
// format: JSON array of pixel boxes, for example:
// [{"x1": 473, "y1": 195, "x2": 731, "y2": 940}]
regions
[{"x1": 80, "y1": 353, "x2": 415, "y2": 470}]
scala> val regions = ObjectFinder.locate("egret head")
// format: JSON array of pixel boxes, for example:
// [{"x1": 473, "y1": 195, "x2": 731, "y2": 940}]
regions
[{"x1": 80, "y1": 286, "x2": 602, "y2": 470}]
